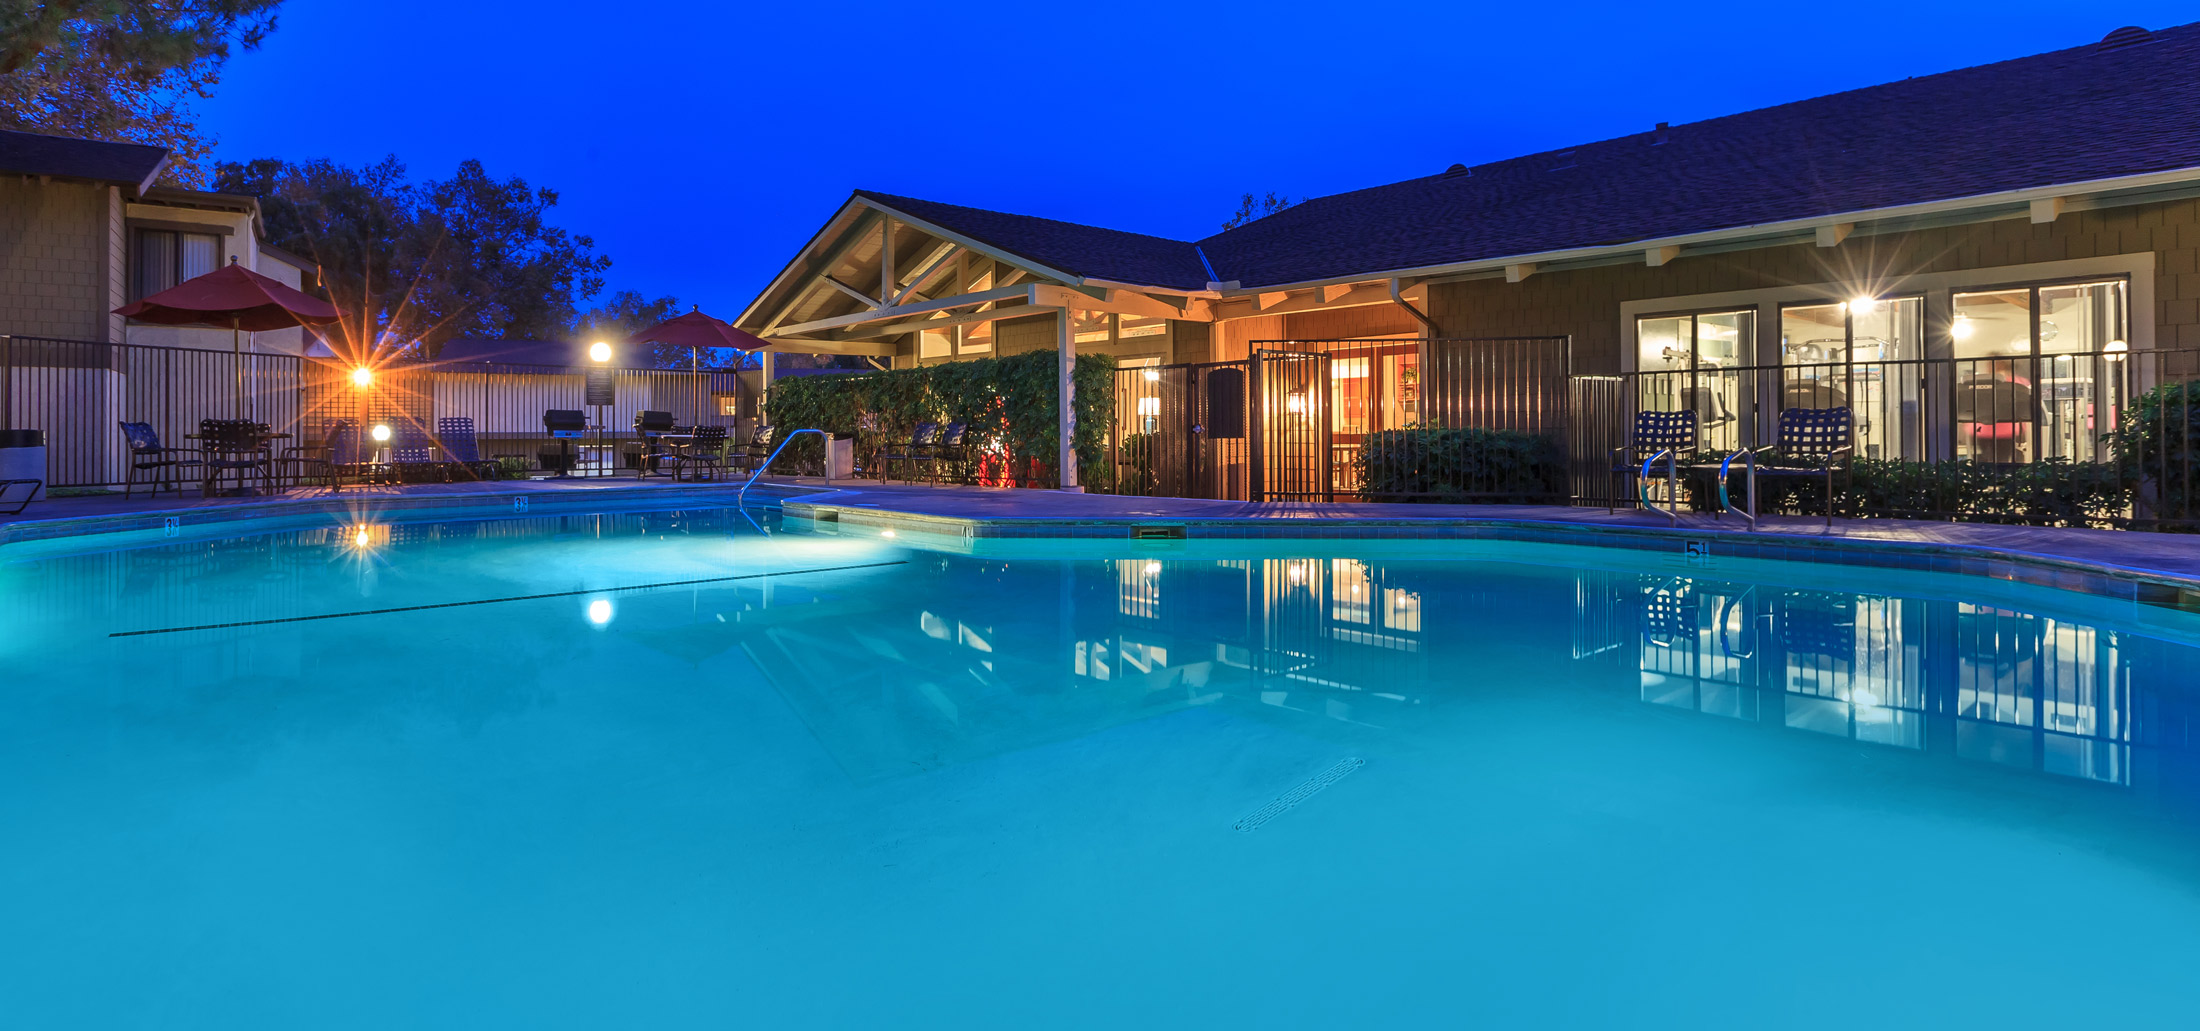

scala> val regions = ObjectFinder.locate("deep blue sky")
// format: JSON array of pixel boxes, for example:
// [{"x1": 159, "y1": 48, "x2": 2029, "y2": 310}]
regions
[{"x1": 199, "y1": 1, "x2": 2194, "y2": 319}]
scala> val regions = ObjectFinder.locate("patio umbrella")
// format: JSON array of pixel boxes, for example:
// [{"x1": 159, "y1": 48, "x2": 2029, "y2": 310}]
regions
[
  {"x1": 623, "y1": 308, "x2": 779, "y2": 426},
  {"x1": 114, "y1": 259, "x2": 342, "y2": 419}
]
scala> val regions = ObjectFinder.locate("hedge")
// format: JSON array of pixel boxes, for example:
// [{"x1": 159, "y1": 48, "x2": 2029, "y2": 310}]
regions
[
  {"x1": 1676, "y1": 454, "x2": 2130, "y2": 527},
  {"x1": 764, "y1": 350, "x2": 1116, "y2": 487},
  {"x1": 1353, "y1": 427, "x2": 1565, "y2": 503}
]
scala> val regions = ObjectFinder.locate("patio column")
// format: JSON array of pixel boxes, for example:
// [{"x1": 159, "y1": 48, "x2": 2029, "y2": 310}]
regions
[{"x1": 1057, "y1": 307, "x2": 1080, "y2": 491}]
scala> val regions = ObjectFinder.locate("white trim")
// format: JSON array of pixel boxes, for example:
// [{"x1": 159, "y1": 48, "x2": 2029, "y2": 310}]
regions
[{"x1": 1616, "y1": 251, "x2": 2158, "y2": 374}]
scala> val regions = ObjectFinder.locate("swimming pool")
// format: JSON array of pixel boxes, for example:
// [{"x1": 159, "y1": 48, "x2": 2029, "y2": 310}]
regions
[{"x1": 6, "y1": 505, "x2": 2200, "y2": 1027}]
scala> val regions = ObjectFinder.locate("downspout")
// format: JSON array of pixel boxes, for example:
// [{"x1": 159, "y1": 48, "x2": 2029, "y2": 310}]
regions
[{"x1": 1390, "y1": 278, "x2": 1437, "y2": 425}]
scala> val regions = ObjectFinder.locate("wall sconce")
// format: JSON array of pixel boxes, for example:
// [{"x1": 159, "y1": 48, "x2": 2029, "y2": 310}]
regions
[
  {"x1": 1951, "y1": 314, "x2": 1975, "y2": 341},
  {"x1": 350, "y1": 366, "x2": 373, "y2": 387},
  {"x1": 1285, "y1": 389, "x2": 1307, "y2": 415},
  {"x1": 2105, "y1": 339, "x2": 2129, "y2": 361},
  {"x1": 1142, "y1": 368, "x2": 1160, "y2": 382}
]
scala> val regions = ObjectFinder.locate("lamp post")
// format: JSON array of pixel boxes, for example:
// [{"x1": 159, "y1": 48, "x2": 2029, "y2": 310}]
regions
[{"x1": 589, "y1": 341, "x2": 612, "y2": 477}]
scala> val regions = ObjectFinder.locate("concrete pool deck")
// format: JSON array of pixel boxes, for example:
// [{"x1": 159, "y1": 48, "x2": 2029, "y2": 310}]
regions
[{"x1": 5, "y1": 476, "x2": 2199, "y2": 607}]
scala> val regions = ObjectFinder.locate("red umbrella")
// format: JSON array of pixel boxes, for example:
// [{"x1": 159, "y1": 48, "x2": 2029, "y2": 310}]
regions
[
  {"x1": 116, "y1": 261, "x2": 343, "y2": 419},
  {"x1": 623, "y1": 309, "x2": 779, "y2": 426}
]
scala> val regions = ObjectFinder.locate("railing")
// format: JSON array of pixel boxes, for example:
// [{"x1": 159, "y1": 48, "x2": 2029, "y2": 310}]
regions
[
  {"x1": 0, "y1": 335, "x2": 752, "y2": 489},
  {"x1": 736, "y1": 429, "x2": 829, "y2": 506}
]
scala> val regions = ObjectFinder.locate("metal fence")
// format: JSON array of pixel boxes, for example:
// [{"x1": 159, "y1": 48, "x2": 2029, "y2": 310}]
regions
[
  {"x1": 1106, "y1": 336, "x2": 1573, "y2": 502},
  {"x1": 1, "y1": 335, "x2": 749, "y2": 489}
]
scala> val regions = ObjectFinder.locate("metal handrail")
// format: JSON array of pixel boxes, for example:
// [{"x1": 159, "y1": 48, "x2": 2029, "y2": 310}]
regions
[{"x1": 735, "y1": 428, "x2": 830, "y2": 506}]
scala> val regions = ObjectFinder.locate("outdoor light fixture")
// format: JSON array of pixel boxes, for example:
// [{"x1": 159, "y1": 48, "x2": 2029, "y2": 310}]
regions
[
  {"x1": 352, "y1": 527, "x2": 372, "y2": 549},
  {"x1": 370, "y1": 423, "x2": 392, "y2": 443},
  {"x1": 2106, "y1": 339, "x2": 2129, "y2": 361},
  {"x1": 1847, "y1": 295, "x2": 1878, "y2": 314},
  {"x1": 1286, "y1": 389, "x2": 1308, "y2": 415},
  {"x1": 880, "y1": 529, "x2": 896, "y2": 538},
  {"x1": 1142, "y1": 368, "x2": 1160, "y2": 382},
  {"x1": 350, "y1": 366, "x2": 373, "y2": 387},
  {"x1": 587, "y1": 598, "x2": 614, "y2": 626},
  {"x1": 589, "y1": 341, "x2": 612, "y2": 363}
]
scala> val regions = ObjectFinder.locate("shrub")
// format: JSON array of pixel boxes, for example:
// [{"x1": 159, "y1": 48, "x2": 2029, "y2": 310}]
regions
[
  {"x1": 1354, "y1": 427, "x2": 1563, "y2": 503},
  {"x1": 1681, "y1": 455, "x2": 2130, "y2": 526},
  {"x1": 2107, "y1": 381, "x2": 2200, "y2": 528},
  {"x1": 764, "y1": 351, "x2": 1115, "y2": 487}
]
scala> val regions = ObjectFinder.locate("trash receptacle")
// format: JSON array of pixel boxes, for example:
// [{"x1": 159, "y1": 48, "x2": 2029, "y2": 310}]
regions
[{"x1": 0, "y1": 429, "x2": 47, "y2": 503}]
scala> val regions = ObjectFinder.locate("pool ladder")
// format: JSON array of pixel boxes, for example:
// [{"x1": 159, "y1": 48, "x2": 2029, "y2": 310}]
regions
[{"x1": 735, "y1": 428, "x2": 830, "y2": 507}]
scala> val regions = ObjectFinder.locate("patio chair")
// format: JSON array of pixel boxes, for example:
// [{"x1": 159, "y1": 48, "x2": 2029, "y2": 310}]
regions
[
  {"x1": 436, "y1": 417, "x2": 502, "y2": 481},
  {"x1": 876, "y1": 422, "x2": 939, "y2": 484},
  {"x1": 668, "y1": 424, "x2": 730, "y2": 481},
  {"x1": 119, "y1": 421, "x2": 204, "y2": 500},
  {"x1": 390, "y1": 423, "x2": 450, "y2": 483},
  {"x1": 634, "y1": 410, "x2": 678, "y2": 476},
  {"x1": 910, "y1": 420, "x2": 968, "y2": 484},
  {"x1": 1610, "y1": 409, "x2": 1698, "y2": 524},
  {"x1": 733, "y1": 425, "x2": 776, "y2": 473},
  {"x1": 197, "y1": 418, "x2": 272, "y2": 497},
  {"x1": 1720, "y1": 406, "x2": 1854, "y2": 528}
]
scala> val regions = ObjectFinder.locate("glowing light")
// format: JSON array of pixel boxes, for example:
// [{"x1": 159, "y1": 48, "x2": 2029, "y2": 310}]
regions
[
  {"x1": 1287, "y1": 563, "x2": 1307, "y2": 584},
  {"x1": 1285, "y1": 390, "x2": 1307, "y2": 415},
  {"x1": 1951, "y1": 314, "x2": 1975, "y2": 341},
  {"x1": 1142, "y1": 368, "x2": 1160, "y2": 382},
  {"x1": 1143, "y1": 561, "x2": 1162, "y2": 575},
  {"x1": 2105, "y1": 339, "x2": 2129, "y2": 361},
  {"x1": 880, "y1": 529, "x2": 896, "y2": 538},
  {"x1": 586, "y1": 599, "x2": 614, "y2": 625},
  {"x1": 370, "y1": 423, "x2": 392, "y2": 442},
  {"x1": 1137, "y1": 397, "x2": 1160, "y2": 417},
  {"x1": 1847, "y1": 295, "x2": 1878, "y2": 314},
  {"x1": 589, "y1": 341, "x2": 612, "y2": 363},
  {"x1": 349, "y1": 366, "x2": 373, "y2": 387},
  {"x1": 351, "y1": 527, "x2": 372, "y2": 548}
]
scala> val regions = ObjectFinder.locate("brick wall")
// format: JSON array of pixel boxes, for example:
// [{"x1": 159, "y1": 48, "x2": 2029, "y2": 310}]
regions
[
  {"x1": 0, "y1": 178, "x2": 114, "y2": 341},
  {"x1": 1425, "y1": 197, "x2": 2200, "y2": 376}
]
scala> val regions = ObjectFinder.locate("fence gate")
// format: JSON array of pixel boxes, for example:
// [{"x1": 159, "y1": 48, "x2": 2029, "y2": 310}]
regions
[
  {"x1": 1249, "y1": 349, "x2": 1332, "y2": 501},
  {"x1": 1113, "y1": 359, "x2": 1251, "y2": 500}
]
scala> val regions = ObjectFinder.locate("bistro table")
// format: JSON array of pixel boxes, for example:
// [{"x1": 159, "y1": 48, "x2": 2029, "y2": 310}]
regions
[
  {"x1": 186, "y1": 428, "x2": 290, "y2": 497},
  {"x1": 652, "y1": 432, "x2": 697, "y2": 479}
]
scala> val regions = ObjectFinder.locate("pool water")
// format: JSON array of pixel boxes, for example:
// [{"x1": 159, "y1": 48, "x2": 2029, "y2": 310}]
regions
[{"x1": 6, "y1": 507, "x2": 2200, "y2": 1027}]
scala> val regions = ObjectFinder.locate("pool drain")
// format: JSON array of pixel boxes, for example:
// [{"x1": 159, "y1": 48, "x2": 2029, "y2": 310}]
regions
[{"x1": 1232, "y1": 757, "x2": 1364, "y2": 833}]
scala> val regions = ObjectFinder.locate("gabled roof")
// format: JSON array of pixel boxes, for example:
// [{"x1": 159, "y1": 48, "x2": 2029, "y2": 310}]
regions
[
  {"x1": 856, "y1": 191, "x2": 1213, "y2": 292},
  {"x1": 1196, "y1": 21, "x2": 2200, "y2": 288},
  {"x1": 0, "y1": 127, "x2": 167, "y2": 194},
  {"x1": 808, "y1": 21, "x2": 2200, "y2": 297}
]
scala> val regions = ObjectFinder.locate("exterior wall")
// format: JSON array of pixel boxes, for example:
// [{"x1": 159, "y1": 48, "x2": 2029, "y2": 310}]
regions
[
  {"x1": 119, "y1": 201, "x2": 306, "y2": 355},
  {"x1": 1424, "y1": 197, "x2": 2200, "y2": 376},
  {"x1": 1211, "y1": 304, "x2": 1422, "y2": 363},
  {"x1": 0, "y1": 178, "x2": 114, "y2": 341}
]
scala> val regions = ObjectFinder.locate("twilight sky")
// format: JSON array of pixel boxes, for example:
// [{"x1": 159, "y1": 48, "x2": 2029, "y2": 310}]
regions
[{"x1": 197, "y1": 1, "x2": 2194, "y2": 321}]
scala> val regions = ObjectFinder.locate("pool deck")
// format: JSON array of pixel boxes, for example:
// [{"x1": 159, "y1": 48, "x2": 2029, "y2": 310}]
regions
[{"x1": 6, "y1": 477, "x2": 2199, "y2": 606}]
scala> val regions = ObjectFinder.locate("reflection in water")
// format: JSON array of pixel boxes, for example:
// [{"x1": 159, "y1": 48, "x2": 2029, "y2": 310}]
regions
[{"x1": 1578, "y1": 571, "x2": 2149, "y2": 785}]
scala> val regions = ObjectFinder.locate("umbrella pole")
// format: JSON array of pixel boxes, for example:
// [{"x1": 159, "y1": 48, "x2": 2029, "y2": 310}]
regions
[{"x1": 233, "y1": 316, "x2": 244, "y2": 420}]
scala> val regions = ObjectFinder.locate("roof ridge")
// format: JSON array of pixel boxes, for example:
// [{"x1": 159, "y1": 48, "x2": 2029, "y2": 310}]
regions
[{"x1": 856, "y1": 190, "x2": 1196, "y2": 248}]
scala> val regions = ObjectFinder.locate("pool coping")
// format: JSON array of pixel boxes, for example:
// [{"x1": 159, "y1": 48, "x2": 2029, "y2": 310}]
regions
[
  {"x1": 778, "y1": 493, "x2": 2200, "y2": 612},
  {"x1": 0, "y1": 480, "x2": 832, "y2": 547}
]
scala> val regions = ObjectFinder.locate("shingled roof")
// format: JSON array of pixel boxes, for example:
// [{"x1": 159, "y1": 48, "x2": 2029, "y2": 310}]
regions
[
  {"x1": 844, "y1": 22, "x2": 2200, "y2": 293},
  {"x1": 0, "y1": 127, "x2": 167, "y2": 193}
]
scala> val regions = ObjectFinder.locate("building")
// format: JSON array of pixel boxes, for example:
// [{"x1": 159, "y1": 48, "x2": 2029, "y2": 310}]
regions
[{"x1": 736, "y1": 22, "x2": 2200, "y2": 491}]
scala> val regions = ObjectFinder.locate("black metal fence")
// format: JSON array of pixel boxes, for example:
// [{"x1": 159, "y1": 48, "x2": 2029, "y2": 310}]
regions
[{"x1": 1, "y1": 335, "x2": 749, "y2": 489}]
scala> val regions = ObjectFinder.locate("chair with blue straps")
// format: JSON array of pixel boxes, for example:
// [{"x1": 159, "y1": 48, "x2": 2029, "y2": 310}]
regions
[
  {"x1": 1720, "y1": 406, "x2": 1853, "y2": 529},
  {"x1": 1611, "y1": 409, "x2": 1698, "y2": 524}
]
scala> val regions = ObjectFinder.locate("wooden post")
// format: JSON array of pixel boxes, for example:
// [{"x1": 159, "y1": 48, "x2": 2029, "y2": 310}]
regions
[{"x1": 1058, "y1": 306, "x2": 1080, "y2": 491}]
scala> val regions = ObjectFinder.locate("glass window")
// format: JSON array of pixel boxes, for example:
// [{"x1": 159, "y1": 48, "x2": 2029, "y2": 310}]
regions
[
  {"x1": 959, "y1": 320, "x2": 992, "y2": 354},
  {"x1": 1952, "y1": 279, "x2": 2126, "y2": 463},
  {"x1": 132, "y1": 228, "x2": 221, "y2": 299},
  {"x1": 1778, "y1": 297, "x2": 1923, "y2": 459},
  {"x1": 1634, "y1": 309, "x2": 1752, "y2": 450},
  {"x1": 919, "y1": 328, "x2": 952, "y2": 359}
]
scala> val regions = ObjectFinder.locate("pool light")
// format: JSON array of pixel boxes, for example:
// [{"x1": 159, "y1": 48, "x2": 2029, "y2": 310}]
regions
[
  {"x1": 350, "y1": 366, "x2": 373, "y2": 387},
  {"x1": 589, "y1": 341, "x2": 612, "y2": 363},
  {"x1": 586, "y1": 598, "x2": 614, "y2": 625},
  {"x1": 370, "y1": 423, "x2": 392, "y2": 442},
  {"x1": 880, "y1": 529, "x2": 897, "y2": 538},
  {"x1": 352, "y1": 527, "x2": 372, "y2": 549}
]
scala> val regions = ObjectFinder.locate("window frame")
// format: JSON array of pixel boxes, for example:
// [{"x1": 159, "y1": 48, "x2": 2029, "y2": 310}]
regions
[{"x1": 128, "y1": 225, "x2": 225, "y2": 302}]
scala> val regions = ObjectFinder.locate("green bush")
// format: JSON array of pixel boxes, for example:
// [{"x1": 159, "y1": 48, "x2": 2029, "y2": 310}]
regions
[
  {"x1": 1354, "y1": 427, "x2": 1563, "y2": 503},
  {"x1": 1679, "y1": 455, "x2": 2130, "y2": 526},
  {"x1": 764, "y1": 351, "x2": 1116, "y2": 487},
  {"x1": 2107, "y1": 381, "x2": 2200, "y2": 527},
  {"x1": 1117, "y1": 431, "x2": 1157, "y2": 496}
]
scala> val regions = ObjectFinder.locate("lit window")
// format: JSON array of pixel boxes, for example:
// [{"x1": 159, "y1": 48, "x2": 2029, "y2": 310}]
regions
[
  {"x1": 1952, "y1": 279, "x2": 2126, "y2": 464},
  {"x1": 920, "y1": 328, "x2": 952, "y2": 359}
]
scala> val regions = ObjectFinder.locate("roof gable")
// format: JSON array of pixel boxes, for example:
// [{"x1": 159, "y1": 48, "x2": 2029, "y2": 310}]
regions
[
  {"x1": 856, "y1": 191, "x2": 1212, "y2": 291},
  {"x1": 0, "y1": 128, "x2": 167, "y2": 193}
]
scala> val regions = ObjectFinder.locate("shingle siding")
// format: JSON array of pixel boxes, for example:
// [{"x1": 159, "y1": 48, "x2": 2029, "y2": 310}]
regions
[{"x1": 0, "y1": 177, "x2": 114, "y2": 341}]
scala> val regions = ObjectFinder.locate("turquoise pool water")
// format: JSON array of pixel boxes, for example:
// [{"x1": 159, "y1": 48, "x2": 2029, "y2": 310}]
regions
[{"x1": 5, "y1": 507, "x2": 2200, "y2": 1027}]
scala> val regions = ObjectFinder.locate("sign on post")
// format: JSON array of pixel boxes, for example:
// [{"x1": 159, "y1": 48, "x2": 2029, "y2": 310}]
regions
[{"x1": 585, "y1": 367, "x2": 616, "y2": 407}]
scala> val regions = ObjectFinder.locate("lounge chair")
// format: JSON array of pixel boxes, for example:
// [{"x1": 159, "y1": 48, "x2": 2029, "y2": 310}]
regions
[
  {"x1": 390, "y1": 423, "x2": 450, "y2": 483},
  {"x1": 436, "y1": 417, "x2": 501, "y2": 481},
  {"x1": 1610, "y1": 409, "x2": 1698, "y2": 524},
  {"x1": 119, "y1": 421, "x2": 204, "y2": 499},
  {"x1": 668, "y1": 424, "x2": 730, "y2": 481},
  {"x1": 1721, "y1": 406, "x2": 1854, "y2": 528},
  {"x1": 877, "y1": 422, "x2": 939, "y2": 483}
]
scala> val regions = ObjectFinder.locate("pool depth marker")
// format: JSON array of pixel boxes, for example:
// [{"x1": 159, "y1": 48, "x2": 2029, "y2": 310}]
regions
[{"x1": 109, "y1": 560, "x2": 908, "y2": 638}]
